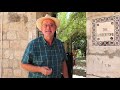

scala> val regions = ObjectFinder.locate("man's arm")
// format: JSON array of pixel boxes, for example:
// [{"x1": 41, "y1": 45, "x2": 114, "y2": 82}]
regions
[
  {"x1": 62, "y1": 60, "x2": 69, "y2": 78},
  {"x1": 21, "y1": 63, "x2": 41, "y2": 72},
  {"x1": 21, "y1": 63, "x2": 52, "y2": 76}
]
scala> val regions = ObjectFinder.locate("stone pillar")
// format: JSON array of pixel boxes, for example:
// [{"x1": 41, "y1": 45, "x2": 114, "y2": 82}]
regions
[
  {"x1": 1, "y1": 12, "x2": 37, "y2": 78},
  {"x1": 0, "y1": 12, "x2": 3, "y2": 78},
  {"x1": 86, "y1": 12, "x2": 120, "y2": 78}
]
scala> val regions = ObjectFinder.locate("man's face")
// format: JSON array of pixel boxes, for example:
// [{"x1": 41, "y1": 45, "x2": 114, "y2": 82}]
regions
[{"x1": 41, "y1": 19, "x2": 56, "y2": 38}]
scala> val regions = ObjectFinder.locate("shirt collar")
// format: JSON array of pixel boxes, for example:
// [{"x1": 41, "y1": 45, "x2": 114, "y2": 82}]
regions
[{"x1": 41, "y1": 36, "x2": 56, "y2": 46}]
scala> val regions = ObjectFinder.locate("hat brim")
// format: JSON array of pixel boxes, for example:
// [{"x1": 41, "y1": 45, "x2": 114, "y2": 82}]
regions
[{"x1": 36, "y1": 17, "x2": 60, "y2": 30}]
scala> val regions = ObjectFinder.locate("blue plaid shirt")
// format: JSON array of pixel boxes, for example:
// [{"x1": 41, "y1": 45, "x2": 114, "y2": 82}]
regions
[{"x1": 22, "y1": 36, "x2": 67, "y2": 78}]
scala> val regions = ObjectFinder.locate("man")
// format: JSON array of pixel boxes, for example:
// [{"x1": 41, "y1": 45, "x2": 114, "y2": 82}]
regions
[{"x1": 21, "y1": 14, "x2": 69, "y2": 78}]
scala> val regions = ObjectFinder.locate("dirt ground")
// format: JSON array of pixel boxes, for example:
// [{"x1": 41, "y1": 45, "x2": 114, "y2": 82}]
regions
[{"x1": 73, "y1": 60, "x2": 86, "y2": 77}]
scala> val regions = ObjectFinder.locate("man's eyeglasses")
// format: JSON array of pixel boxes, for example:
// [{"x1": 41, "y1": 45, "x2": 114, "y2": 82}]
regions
[{"x1": 42, "y1": 24, "x2": 56, "y2": 28}]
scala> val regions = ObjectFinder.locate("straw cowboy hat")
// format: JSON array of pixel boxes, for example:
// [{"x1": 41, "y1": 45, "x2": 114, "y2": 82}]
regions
[{"x1": 36, "y1": 14, "x2": 60, "y2": 30}]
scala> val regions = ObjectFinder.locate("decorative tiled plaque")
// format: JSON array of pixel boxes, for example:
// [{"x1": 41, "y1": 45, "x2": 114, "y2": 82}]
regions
[{"x1": 92, "y1": 15, "x2": 120, "y2": 46}]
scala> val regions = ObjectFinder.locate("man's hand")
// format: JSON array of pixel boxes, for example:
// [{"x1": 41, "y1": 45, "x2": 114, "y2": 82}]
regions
[{"x1": 40, "y1": 66, "x2": 52, "y2": 76}]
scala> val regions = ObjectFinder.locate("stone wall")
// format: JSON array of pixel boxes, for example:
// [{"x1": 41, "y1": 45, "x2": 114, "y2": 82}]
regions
[
  {"x1": 0, "y1": 13, "x2": 2, "y2": 77},
  {"x1": 86, "y1": 12, "x2": 120, "y2": 78},
  {"x1": 0, "y1": 12, "x2": 52, "y2": 78},
  {"x1": 1, "y1": 12, "x2": 37, "y2": 78}
]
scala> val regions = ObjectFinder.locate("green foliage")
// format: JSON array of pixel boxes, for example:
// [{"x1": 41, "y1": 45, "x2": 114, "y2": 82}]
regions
[
  {"x1": 57, "y1": 12, "x2": 86, "y2": 42},
  {"x1": 57, "y1": 12, "x2": 86, "y2": 57}
]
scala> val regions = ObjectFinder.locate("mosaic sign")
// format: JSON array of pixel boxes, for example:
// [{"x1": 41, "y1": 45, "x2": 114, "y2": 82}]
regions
[{"x1": 92, "y1": 15, "x2": 120, "y2": 46}]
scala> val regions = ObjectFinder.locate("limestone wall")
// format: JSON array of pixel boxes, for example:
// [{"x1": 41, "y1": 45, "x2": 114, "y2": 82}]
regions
[
  {"x1": 86, "y1": 12, "x2": 120, "y2": 78},
  {"x1": 0, "y1": 12, "x2": 36, "y2": 78},
  {"x1": 0, "y1": 12, "x2": 53, "y2": 78},
  {"x1": 1, "y1": 12, "x2": 37, "y2": 78},
  {"x1": 0, "y1": 13, "x2": 2, "y2": 77}
]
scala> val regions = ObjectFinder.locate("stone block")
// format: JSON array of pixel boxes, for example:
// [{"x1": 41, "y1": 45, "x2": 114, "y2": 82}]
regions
[
  {"x1": 17, "y1": 31, "x2": 28, "y2": 40},
  {"x1": 14, "y1": 50, "x2": 23, "y2": 60},
  {"x1": 2, "y1": 59, "x2": 9, "y2": 68},
  {"x1": 86, "y1": 12, "x2": 114, "y2": 18},
  {"x1": 10, "y1": 40, "x2": 20, "y2": 50},
  {"x1": 7, "y1": 31, "x2": 17, "y2": 40},
  {"x1": 3, "y1": 50, "x2": 10, "y2": 59},
  {"x1": 13, "y1": 60, "x2": 19, "y2": 69},
  {"x1": 3, "y1": 68, "x2": 13, "y2": 77},
  {"x1": 13, "y1": 69, "x2": 22, "y2": 77},
  {"x1": 3, "y1": 40, "x2": 9, "y2": 49},
  {"x1": 20, "y1": 40, "x2": 28, "y2": 50}
]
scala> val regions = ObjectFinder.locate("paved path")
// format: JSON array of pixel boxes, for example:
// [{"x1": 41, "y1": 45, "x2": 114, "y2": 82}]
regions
[{"x1": 73, "y1": 75, "x2": 86, "y2": 78}]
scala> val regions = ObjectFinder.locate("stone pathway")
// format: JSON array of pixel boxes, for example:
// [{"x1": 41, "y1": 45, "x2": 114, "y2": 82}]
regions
[{"x1": 73, "y1": 75, "x2": 86, "y2": 78}]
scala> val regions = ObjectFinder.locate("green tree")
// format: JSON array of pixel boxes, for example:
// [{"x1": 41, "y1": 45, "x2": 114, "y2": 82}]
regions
[
  {"x1": 57, "y1": 12, "x2": 86, "y2": 41},
  {"x1": 57, "y1": 12, "x2": 86, "y2": 57}
]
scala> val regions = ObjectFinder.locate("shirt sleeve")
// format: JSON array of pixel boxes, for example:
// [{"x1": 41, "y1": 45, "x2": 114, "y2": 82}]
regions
[{"x1": 21, "y1": 41, "x2": 33, "y2": 64}]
